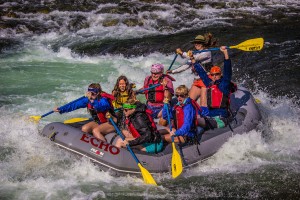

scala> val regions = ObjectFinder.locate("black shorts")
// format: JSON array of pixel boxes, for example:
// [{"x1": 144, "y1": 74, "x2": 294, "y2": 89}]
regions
[{"x1": 205, "y1": 116, "x2": 228, "y2": 129}]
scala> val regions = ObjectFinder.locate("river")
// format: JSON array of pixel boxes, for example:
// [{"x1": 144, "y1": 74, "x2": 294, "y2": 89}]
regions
[{"x1": 0, "y1": 0, "x2": 300, "y2": 199}]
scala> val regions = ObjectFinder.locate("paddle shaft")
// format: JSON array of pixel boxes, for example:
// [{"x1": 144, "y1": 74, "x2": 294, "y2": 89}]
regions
[
  {"x1": 40, "y1": 96, "x2": 86, "y2": 119},
  {"x1": 41, "y1": 111, "x2": 54, "y2": 118},
  {"x1": 109, "y1": 118, "x2": 140, "y2": 164},
  {"x1": 167, "y1": 54, "x2": 178, "y2": 71},
  {"x1": 165, "y1": 103, "x2": 172, "y2": 130},
  {"x1": 136, "y1": 84, "x2": 161, "y2": 94},
  {"x1": 193, "y1": 38, "x2": 264, "y2": 54},
  {"x1": 165, "y1": 103, "x2": 183, "y2": 178},
  {"x1": 193, "y1": 47, "x2": 226, "y2": 54},
  {"x1": 165, "y1": 103, "x2": 175, "y2": 141}
]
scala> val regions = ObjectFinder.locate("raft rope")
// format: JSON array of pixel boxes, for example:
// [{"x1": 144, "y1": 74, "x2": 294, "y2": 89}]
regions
[{"x1": 49, "y1": 131, "x2": 58, "y2": 141}]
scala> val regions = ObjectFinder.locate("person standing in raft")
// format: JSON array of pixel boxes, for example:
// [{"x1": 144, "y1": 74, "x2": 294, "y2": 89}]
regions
[
  {"x1": 143, "y1": 63, "x2": 175, "y2": 120},
  {"x1": 161, "y1": 85, "x2": 197, "y2": 143},
  {"x1": 192, "y1": 46, "x2": 235, "y2": 129},
  {"x1": 53, "y1": 83, "x2": 115, "y2": 141},
  {"x1": 114, "y1": 99, "x2": 163, "y2": 154},
  {"x1": 167, "y1": 33, "x2": 217, "y2": 105}
]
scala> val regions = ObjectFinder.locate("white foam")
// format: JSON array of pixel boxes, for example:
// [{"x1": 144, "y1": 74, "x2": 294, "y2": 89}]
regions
[{"x1": 187, "y1": 89, "x2": 300, "y2": 177}]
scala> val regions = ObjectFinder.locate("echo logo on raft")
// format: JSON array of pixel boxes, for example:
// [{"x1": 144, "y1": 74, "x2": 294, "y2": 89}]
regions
[{"x1": 80, "y1": 134, "x2": 120, "y2": 155}]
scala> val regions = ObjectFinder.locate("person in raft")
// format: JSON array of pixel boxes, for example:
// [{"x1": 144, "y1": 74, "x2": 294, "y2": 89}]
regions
[
  {"x1": 114, "y1": 99, "x2": 163, "y2": 154},
  {"x1": 53, "y1": 83, "x2": 115, "y2": 141},
  {"x1": 161, "y1": 85, "x2": 197, "y2": 143},
  {"x1": 111, "y1": 75, "x2": 136, "y2": 112},
  {"x1": 111, "y1": 75, "x2": 137, "y2": 132},
  {"x1": 166, "y1": 33, "x2": 217, "y2": 104},
  {"x1": 143, "y1": 63, "x2": 175, "y2": 120},
  {"x1": 192, "y1": 46, "x2": 236, "y2": 129}
]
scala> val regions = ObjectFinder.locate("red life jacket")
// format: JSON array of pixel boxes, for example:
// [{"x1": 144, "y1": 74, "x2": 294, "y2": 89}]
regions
[
  {"x1": 174, "y1": 105, "x2": 184, "y2": 129},
  {"x1": 100, "y1": 92, "x2": 115, "y2": 107},
  {"x1": 125, "y1": 109, "x2": 157, "y2": 138},
  {"x1": 173, "y1": 99, "x2": 198, "y2": 129},
  {"x1": 144, "y1": 74, "x2": 175, "y2": 103},
  {"x1": 87, "y1": 92, "x2": 115, "y2": 123},
  {"x1": 207, "y1": 81, "x2": 237, "y2": 109}
]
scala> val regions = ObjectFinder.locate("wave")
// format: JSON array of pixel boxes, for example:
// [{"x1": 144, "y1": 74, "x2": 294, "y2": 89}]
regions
[{"x1": 1, "y1": 0, "x2": 300, "y2": 40}]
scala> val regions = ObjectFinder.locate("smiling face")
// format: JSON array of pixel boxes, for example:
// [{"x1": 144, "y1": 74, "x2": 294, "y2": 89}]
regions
[
  {"x1": 118, "y1": 79, "x2": 126, "y2": 92},
  {"x1": 151, "y1": 72, "x2": 163, "y2": 81},
  {"x1": 210, "y1": 72, "x2": 222, "y2": 82},
  {"x1": 194, "y1": 43, "x2": 204, "y2": 50},
  {"x1": 210, "y1": 66, "x2": 222, "y2": 82}
]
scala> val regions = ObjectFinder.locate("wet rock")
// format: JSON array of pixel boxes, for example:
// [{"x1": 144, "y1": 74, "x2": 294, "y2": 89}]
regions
[
  {"x1": 0, "y1": 37, "x2": 22, "y2": 53},
  {"x1": 103, "y1": 19, "x2": 120, "y2": 27},
  {"x1": 68, "y1": 15, "x2": 89, "y2": 31},
  {"x1": 5, "y1": 11, "x2": 19, "y2": 18},
  {"x1": 123, "y1": 18, "x2": 143, "y2": 27},
  {"x1": 1, "y1": 18, "x2": 51, "y2": 34}
]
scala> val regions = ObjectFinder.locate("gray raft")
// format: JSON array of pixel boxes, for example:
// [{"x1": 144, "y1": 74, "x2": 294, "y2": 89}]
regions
[{"x1": 41, "y1": 86, "x2": 261, "y2": 176}]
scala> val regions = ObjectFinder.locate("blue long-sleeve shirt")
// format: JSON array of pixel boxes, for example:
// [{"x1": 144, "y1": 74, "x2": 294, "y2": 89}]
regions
[
  {"x1": 162, "y1": 98, "x2": 196, "y2": 137},
  {"x1": 58, "y1": 96, "x2": 112, "y2": 114},
  {"x1": 194, "y1": 59, "x2": 232, "y2": 117}
]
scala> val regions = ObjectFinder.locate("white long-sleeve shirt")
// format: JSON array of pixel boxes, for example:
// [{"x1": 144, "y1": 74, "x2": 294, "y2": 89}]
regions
[{"x1": 171, "y1": 51, "x2": 212, "y2": 79}]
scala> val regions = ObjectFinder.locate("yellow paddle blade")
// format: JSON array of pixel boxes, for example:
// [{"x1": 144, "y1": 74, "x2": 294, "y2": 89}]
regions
[
  {"x1": 29, "y1": 115, "x2": 41, "y2": 123},
  {"x1": 64, "y1": 118, "x2": 89, "y2": 124},
  {"x1": 230, "y1": 38, "x2": 264, "y2": 51},
  {"x1": 255, "y1": 98, "x2": 262, "y2": 104},
  {"x1": 171, "y1": 142, "x2": 183, "y2": 179},
  {"x1": 138, "y1": 163, "x2": 157, "y2": 186}
]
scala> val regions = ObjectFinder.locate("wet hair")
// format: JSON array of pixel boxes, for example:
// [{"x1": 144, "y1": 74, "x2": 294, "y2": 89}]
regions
[
  {"x1": 175, "y1": 85, "x2": 189, "y2": 96},
  {"x1": 112, "y1": 75, "x2": 134, "y2": 100},
  {"x1": 197, "y1": 33, "x2": 218, "y2": 48},
  {"x1": 88, "y1": 83, "x2": 102, "y2": 93}
]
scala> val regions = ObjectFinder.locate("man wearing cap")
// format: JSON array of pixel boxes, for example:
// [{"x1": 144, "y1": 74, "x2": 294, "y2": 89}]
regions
[
  {"x1": 143, "y1": 63, "x2": 175, "y2": 119},
  {"x1": 166, "y1": 33, "x2": 217, "y2": 105},
  {"x1": 191, "y1": 46, "x2": 233, "y2": 129}
]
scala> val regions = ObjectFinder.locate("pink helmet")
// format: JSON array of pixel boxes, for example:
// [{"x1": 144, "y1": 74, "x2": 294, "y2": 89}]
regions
[{"x1": 150, "y1": 63, "x2": 164, "y2": 73}]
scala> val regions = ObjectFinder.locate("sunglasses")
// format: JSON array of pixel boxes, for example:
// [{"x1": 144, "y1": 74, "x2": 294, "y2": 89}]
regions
[
  {"x1": 151, "y1": 72, "x2": 161, "y2": 75},
  {"x1": 175, "y1": 94, "x2": 186, "y2": 98},
  {"x1": 91, "y1": 92, "x2": 97, "y2": 96},
  {"x1": 211, "y1": 73, "x2": 221, "y2": 77}
]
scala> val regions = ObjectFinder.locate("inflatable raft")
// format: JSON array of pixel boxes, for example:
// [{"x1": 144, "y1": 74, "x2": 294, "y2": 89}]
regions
[{"x1": 41, "y1": 86, "x2": 261, "y2": 176}]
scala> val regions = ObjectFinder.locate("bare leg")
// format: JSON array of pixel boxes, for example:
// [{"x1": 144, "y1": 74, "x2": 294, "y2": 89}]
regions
[
  {"x1": 163, "y1": 134, "x2": 185, "y2": 143},
  {"x1": 158, "y1": 128, "x2": 170, "y2": 135},
  {"x1": 122, "y1": 130, "x2": 133, "y2": 138},
  {"x1": 81, "y1": 121, "x2": 99, "y2": 133},
  {"x1": 200, "y1": 87, "x2": 207, "y2": 106},
  {"x1": 92, "y1": 122, "x2": 115, "y2": 141},
  {"x1": 158, "y1": 117, "x2": 168, "y2": 126},
  {"x1": 115, "y1": 136, "x2": 135, "y2": 148},
  {"x1": 189, "y1": 85, "x2": 201, "y2": 101},
  {"x1": 157, "y1": 109, "x2": 169, "y2": 126}
]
